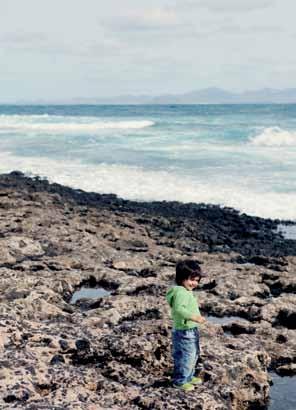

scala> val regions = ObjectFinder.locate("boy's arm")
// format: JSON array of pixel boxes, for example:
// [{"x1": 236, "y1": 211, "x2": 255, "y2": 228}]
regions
[
  {"x1": 191, "y1": 314, "x2": 206, "y2": 324},
  {"x1": 173, "y1": 292, "x2": 206, "y2": 323}
]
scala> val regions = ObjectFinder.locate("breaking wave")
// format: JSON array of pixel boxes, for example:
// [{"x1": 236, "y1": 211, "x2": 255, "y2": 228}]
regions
[
  {"x1": 0, "y1": 152, "x2": 296, "y2": 220},
  {"x1": 250, "y1": 127, "x2": 296, "y2": 146},
  {"x1": 0, "y1": 114, "x2": 154, "y2": 133}
]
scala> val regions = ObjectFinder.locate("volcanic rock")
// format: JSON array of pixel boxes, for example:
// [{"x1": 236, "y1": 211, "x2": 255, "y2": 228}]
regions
[{"x1": 0, "y1": 172, "x2": 295, "y2": 409}]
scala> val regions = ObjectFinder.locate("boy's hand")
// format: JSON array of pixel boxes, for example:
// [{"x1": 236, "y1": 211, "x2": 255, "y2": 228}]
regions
[{"x1": 191, "y1": 315, "x2": 206, "y2": 324}]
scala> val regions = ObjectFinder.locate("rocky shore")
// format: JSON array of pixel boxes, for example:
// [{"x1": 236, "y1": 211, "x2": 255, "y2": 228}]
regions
[{"x1": 0, "y1": 171, "x2": 295, "y2": 409}]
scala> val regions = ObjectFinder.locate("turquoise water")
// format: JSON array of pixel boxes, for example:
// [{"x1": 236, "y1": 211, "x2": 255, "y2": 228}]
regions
[
  {"x1": 70, "y1": 287, "x2": 110, "y2": 304},
  {"x1": 207, "y1": 315, "x2": 249, "y2": 325},
  {"x1": 0, "y1": 104, "x2": 296, "y2": 219}
]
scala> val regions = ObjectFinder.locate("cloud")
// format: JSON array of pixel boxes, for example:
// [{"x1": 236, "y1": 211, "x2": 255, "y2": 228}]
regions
[
  {"x1": 178, "y1": 0, "x2": 276, "y2": 13},
  {"x1": 101, "y1": 7, "x2": 182, "y2": 32},
  {"x1": 213, "y1": 22, "x2": 282, "y2": 35},
  {"x1": 0, "y1": 32, "x2": 48, "y2": 48},
  {"x1": 0, "y1": 32, "x2": 70, "y2": 55},
  {"x1": 100, "y1": 2, "x2": 280, "y2": 42},
  {"x1": 0, "y1": 31, "x2": 122, "y2": 58}
]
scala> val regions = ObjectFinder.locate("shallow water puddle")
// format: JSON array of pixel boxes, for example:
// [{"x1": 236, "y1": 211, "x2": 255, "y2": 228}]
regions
[
  {"x1": 276, "y1": 224, "x2": 296, "y2": 240},
  {"x1": 269, "y1": 372, "x2": 296, "y2": 410},
  {"x1": 207, "y1": 315, "x2": 249, "y2": 325},
  {"x1": 70, "y1": 287, "x2": 110, "y2": 304}
]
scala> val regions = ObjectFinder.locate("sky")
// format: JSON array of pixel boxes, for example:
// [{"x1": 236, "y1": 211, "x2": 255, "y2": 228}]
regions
[{"x1": 0, "y1": 0, "x2": 295, "y2": 102}]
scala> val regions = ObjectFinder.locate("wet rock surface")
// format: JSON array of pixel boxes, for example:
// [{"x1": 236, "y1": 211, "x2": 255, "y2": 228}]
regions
[{"x1": 0, "y1": 171, "x2": 295, "y2": 409}]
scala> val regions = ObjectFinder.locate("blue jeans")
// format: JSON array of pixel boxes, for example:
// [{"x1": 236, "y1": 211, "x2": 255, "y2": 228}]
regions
[{"x1": 172, "y1": 327, "x2": 200, "y2": 386}]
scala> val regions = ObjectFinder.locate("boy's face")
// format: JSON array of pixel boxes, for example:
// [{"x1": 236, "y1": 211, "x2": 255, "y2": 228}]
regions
[{"x1": 183, "y1": 276, "x2": 200, "y2": 291}]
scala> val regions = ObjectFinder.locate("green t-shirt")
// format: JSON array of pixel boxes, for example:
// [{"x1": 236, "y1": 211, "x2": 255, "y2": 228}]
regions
[{"x1": 166, "y1": 285, "x2": 201, "y2": 330}]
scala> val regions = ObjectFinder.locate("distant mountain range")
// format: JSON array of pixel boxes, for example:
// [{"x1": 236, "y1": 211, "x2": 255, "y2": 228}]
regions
[
  {"x1": 10, "y1": 87, "x2": 296, "y2": 105},
  {"x1": 67, "y1": 87, "x2": 296, "y2": 104}
]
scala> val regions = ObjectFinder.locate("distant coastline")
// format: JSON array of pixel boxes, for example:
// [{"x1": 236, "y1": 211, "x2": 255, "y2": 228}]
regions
[{"x1": 3, "y1": 87, "x2": 296, "y2": 105}]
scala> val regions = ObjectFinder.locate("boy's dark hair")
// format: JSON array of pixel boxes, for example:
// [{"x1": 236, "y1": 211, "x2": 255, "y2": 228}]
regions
[{"x1": 175, "y1": 259, "x2": 205, "y2": 285}]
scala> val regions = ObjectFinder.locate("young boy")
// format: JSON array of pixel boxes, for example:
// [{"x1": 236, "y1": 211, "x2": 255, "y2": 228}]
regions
[{"x1": 166, "y1": 259, "x2": 206, "y2": 392}]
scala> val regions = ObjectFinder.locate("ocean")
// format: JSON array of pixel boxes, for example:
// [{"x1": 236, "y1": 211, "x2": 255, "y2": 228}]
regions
[{"x1": 0, "y1": 104, "x2": 296, "y2": 220}]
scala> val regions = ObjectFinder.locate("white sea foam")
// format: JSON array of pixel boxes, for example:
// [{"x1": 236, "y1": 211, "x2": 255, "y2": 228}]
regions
[
  {"x1": 250, "y1": 127, "x2": 296, "y2": 146},
  {"x1": 0, "y1": 151, "x2": 295, "y2": 220},
  {"x1": 0, "y1": 114, "x2": 51, "y2": 119},
  {"x1": 0, "y1": 115, "x2": 154, "y2": 133}
]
